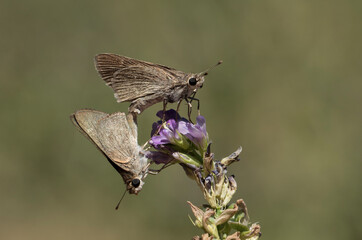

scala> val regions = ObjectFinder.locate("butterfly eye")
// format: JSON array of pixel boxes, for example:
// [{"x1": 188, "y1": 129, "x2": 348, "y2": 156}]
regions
[
  {"x1": 188, "y1": 77, "x2": 197, "y2": 86},
  {"x1": 131, "y1": 179, "x2": 141, "y2": 188}
]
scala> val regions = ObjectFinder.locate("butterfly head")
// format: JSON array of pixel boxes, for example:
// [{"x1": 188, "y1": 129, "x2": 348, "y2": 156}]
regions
[
  {"x1": 186, "y1": 60, "x2": 223, "y2": 94},
  {"x1": 127, "y1": 177, "x2": 144, "y2": 194},
  {"x1": 187, "y1": 74, "x2": 206, "y2": 93}
]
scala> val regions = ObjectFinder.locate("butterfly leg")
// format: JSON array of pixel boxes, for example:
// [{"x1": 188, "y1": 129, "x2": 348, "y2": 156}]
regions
[
  {"x1": 141, "y1": 100, "x2": 168, "y2": 149},
  {"x1": 141, "y1": 128, "x2": 162, "y2": 149},
  {"x1": 142, "y1": 140, "x2": 150, "y2": 149},
  {"x1": 176, "y1": 99, "x2": 183, "y2": 112},
  {"x1": 142, "y1": 124, "x2": 166, "y2": 150},
  {"x1": 175, "y1": 99, "x2": 183, "y2": 121},
  {"x1": 187, "y1": 95, "x2": 200, "y2": 116},
  {"x1": 161, "y1": 99, "x2": 167, "y2": 122},
  {"x1": 185, "y1": 97, "x2": 194, "y2": 123},
  {"x1": 139, "y1": 150, "x2": 175, "y2": 176},
  {"x1": 148, "y1": 161, "x2": 175, "y2": 175}
]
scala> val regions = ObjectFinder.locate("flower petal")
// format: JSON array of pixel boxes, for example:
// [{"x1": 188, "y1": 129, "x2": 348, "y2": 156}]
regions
[
  {"x1": 146, "y1": 151, "x2": 174, "y2": 164},
  {"x1": 196, "y1": 115, "x2": 207, "y2": 135},
  {"x1": 150, "y1": 134, "x2": 170, "y2": 148},
  {"x1": 156, "y1": 109, "x2": 181, "y2": 121},
  {"x1": 151, "y1": 121, "x2": 162, "y2": 136}
]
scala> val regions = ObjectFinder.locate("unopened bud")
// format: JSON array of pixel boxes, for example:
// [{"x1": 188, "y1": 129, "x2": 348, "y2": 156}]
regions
[
  {"x1": 221, "y1": 176, "x2": 237, "y2": 206},
  {"x1": 202, "y1": 209, "x2": 219, "y2": 239},
  {"x1": 173, "y1": 152, "x2": 201, "y2": 168},
  {"x1": 220, "y1": 146, "x2": 242, "y2": 166},
  {"x1": 187, "y1": 201, "x2": 204, "y2": 228},
  {"x1": 215, "y1": 203, "x2": 238, "y2": 225},
  {"x1": 203, "y1": 152, "x2": 214, "y2": 176},
  {"x1": 241, "y1": 223, "x2": 261, "y2": 240},
  {"x1": 225, "y1": 232, "x2": 241, "y2": 240},
  {"x1": 236, "y1": 199, "x2": 250, "y2": 224}
]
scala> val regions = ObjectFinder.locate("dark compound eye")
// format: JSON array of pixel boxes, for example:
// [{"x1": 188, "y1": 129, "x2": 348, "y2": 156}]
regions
[
  {"x1": 188, "y1": 77, "x2": 197, "y2": 86},
  {"x1": 131, "y1": 179, "x2": 141, "y2": 188}
]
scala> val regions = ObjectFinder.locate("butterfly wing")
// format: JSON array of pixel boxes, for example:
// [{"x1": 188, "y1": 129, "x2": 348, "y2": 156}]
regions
[
  {"x1": 96, "y1": 112, "x2": 143, "y2": 173},
  {"x1": 94, "y1": 54, "x2": 185, "y2": 102},
  {"x1": 70, "y1": 109, "x2": 108, "y2": 149},
  {"x1": 71, "y1": 110, "x2": 142, "y2": 180}
]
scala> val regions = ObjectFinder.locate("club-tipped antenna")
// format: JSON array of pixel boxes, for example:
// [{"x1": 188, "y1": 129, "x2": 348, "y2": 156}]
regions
[
  {"x1": 199, "y1": 60, "x2": 223, "y2": 76},
  {"x1": 115, "y1": 188, "x2": 127, "y2": 210}
]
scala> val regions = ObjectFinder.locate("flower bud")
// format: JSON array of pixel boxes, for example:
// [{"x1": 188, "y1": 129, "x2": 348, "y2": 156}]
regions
[
  {"x1": 221, "y1": 176, "x2": 237, "y2": 206},
  {"x1": 203, "y1": 152, "x2": 214, "y2": 176},
  {"x1": 225, "y1": 232, "x2": 241, "y2": 240},
  {"x1": 172, "y1": 152, "x2": 201, "y2": 168},
  {"x1": 213, "y1": 164, "x2": 225, "y2": 197},
  {"x1": 236, "y1": 199, "x2": 249, "y2": 224},
  {"x1": 202, "y1": 209, "x2": 219, "y2": 239},
  {"x1": 228, "y1": 220, "x2": 249, "y2": 233},
  {"x1": 240, "y1": 223, "x2": 261, "y2": 240},
  {"x1": 203, "y1": 176, "x2": 217, "y2": 208},
  {"x1": 215, "y1": 203, "x2": 238, "y2": 225},
  {"x1": 192, "y1": 233, "x2": 213, "y2": 240},
  {"x1": 187, "y1": 201, "x2": 204, "y2": 228},
  {"x1": 220, "y1": 146, "x2": 242, "y2": 166}
]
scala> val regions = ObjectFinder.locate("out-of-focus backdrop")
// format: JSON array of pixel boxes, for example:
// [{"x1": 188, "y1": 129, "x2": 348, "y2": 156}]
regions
[{"x1": 1, "y1": 0, "x2": 361, "y2": 239}]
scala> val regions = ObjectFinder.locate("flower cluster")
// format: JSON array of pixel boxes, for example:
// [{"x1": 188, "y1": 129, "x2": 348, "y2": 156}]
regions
[
  {"x1": 147, "y1": 109, "x2": 209, "y2": 171},
  {"x1": 147, "y1": 109, "x2": 261, "y2": 240},
  {"x1": 189, "y1": 199, "x2": 261, "y2": 240},
  {"x1": 190, "y1": 150, "x2": 260, "y2": 239},
  {"x1": 195, "y1": 162, "x2": 237, "y2": 208}
]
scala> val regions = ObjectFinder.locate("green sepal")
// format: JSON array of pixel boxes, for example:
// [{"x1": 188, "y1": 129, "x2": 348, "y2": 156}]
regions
[{"x1": 228, "y1": 221, "x2": 249, "y2": 232}]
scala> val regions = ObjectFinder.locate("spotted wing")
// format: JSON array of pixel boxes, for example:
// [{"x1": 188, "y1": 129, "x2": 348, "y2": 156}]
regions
[{"x1": 94, "y1": 54, "x2": 184, "y2": 102}]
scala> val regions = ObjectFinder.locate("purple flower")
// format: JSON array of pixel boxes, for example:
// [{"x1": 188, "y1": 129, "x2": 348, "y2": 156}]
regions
[
  {"x1": 150, "y1": 110, "x2": 209, "y2": 152},
  {"x1": 145, "y1": 151, "x2": 174, "y2": 164},
  {"x1": 151, "y1": 109, "x2": 187, "y2": 136},
  {"x1": 149, "y1": 118, "x2": 191, "y2": 151},
  {"x1": 178, "y1": 115, "x2": 208, "y2": 152},
  {"x1": 148, "y1": 109, "x2": 210, "y2": 168}
]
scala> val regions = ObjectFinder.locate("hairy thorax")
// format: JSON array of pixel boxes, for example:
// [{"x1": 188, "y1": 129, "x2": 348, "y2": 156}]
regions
[{"x1": 167, "y1": 85, "x2": 189, "y2": 103}]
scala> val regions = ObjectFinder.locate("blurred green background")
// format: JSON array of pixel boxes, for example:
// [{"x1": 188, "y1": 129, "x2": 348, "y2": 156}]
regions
[{"x1": 1, "y1": 0, "x2": 361, "y2": 239}]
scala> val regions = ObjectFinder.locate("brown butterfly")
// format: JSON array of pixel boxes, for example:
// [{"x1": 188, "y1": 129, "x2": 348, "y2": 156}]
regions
[
  {"x1": 70, "y1": 109, "x2": 149, "y2": 196},
  {"x1": 94, "y1": 54, "x2": 221, "y2": 116}
]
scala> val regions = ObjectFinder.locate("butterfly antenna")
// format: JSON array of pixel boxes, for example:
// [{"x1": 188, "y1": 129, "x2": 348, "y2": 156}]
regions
[
  {"x1": 115, "y1": 189, "x2": 127, "y2": 210},
  {"x1": 199, "y1": 60, "x2": 223, "y2": 76}
]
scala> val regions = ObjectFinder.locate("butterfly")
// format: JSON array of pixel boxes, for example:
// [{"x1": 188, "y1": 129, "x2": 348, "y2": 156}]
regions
[
  {"x1": 94, "y1": 54, "x2": 221, "y2": 117},
  {"x1": 71, "y1": 109, "x2": 149, "y2": 195}
]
